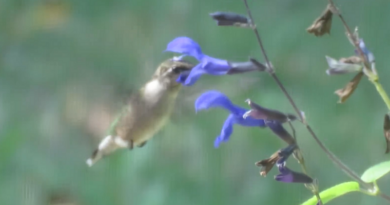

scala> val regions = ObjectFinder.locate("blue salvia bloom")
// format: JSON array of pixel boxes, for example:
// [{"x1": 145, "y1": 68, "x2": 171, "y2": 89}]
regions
[
  {"x1": 165, "y1": 36, "x2": 232, "y2": 86},
  {"x1": 195, "y1": 90, "x2": 266, "y2": 147}
]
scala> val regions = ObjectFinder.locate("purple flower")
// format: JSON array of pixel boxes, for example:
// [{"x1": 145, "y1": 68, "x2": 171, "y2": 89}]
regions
[
  {"x1": 274, "y1": 163, "x2": 313, "y2": 184},
  {"x1": 272, "y1": 144, "x2": 313, "y2": 183},
  {"x1": 195, "y1": 90, "x2": 266, "y2": 147},
  {"x1": 165, "y1": 37, "x2": 232, "y2": 86}
]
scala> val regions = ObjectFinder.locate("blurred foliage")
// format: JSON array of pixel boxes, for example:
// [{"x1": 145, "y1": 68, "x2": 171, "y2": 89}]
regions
[{"x1": 1, "y1": 0, "x2": 390, "y2": 204}]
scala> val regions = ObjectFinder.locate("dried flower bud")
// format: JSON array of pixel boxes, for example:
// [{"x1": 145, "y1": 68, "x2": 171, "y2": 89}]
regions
[
  {"x1": 325, "y1": 56, "x2": 362, "y2": 75},
  {"x1": 250, "y1": 58, "x2": 267, "y2": 71},
  {"x1": 256, "y1": 151, "x2": 279, "y2": 176},
  {"x1": 266, "y1": 121, "x2": 296, "y2": 145},
  {"x1": 334, "y1": 72, "x2": 363, "y2": 103},
  {"x1": 209, "y1": 12, "x2": 250, "y2": 28},
  {"x1": 339, "y1": 56, "x2": 362, "y2": 64},
  {"x1": 243, "y1": 99, "x2": 296, "y2": 123},
  {"x1": 383, "y1": 114, "x2": 390, "y2": 154},
  {"x1": 255, "y1": 144, "x2": 297, "y2": 176},
  {"x1": 227, "y1": 58, "x2": 266, "y2": 74},
  {"x1": 306, "y1": 4, "x2": 333, "y2": 37}
]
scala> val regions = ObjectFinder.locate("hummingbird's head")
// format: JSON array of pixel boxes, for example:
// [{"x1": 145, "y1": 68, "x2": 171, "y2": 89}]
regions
[{"x1": 153, "y1": 58, "x2": 194, "y2": 87}]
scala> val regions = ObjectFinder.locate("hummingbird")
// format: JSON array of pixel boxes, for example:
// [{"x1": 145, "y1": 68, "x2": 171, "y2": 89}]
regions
[{"x1": 86, "y1": 58, "x2": 193, "y2": 167}]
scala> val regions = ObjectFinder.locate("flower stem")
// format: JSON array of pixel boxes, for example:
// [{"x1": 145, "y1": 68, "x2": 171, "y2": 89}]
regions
[
  {"x1": 379, "y1": 192, "x2": 390, "y2": 203},
  {"x1": 372, "y1": 80, "x2": 390, "y2": 111},
  {"x1": 241, "y1": 0, "x2": 374, "y2": 191}
]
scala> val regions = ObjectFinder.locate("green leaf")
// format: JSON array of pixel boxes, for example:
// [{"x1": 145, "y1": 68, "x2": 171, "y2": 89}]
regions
[
  {"x1": 301, "y1": 181, "x2": 360, "y2": 205},
  {"x1": 361, "y1": 160, "x2": 390, "y2": 183}
]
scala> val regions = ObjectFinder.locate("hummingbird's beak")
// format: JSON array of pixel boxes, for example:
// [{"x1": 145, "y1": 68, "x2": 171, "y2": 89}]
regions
[
  {"x1": 171, "y1": 57, "x2": 194, "y2": 71},
  {"x1": 173, "y1": 66, "x2": 191, "y2": 73}
]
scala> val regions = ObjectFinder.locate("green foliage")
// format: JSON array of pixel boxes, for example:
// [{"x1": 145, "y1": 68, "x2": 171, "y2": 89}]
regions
[
  {"x1": 301, "y1": 182, "x2": 360, "y2": 205},
  {"x1": 361, "y1": 161, "x2": 390, "y2": 183}
]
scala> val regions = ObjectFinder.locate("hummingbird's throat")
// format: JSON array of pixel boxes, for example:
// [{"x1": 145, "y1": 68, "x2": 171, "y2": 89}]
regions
[{"x1": 144, "y1": 79, "x2": 167, "y2": 101}]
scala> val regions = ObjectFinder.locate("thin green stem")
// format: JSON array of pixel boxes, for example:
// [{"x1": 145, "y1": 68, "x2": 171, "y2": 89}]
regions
[
  {"x1": 242, "y1": 0, "x2": 374, "y2": 192},
  {"x1": 372, "y1": 80, "x2": 390, "y2": 111}
]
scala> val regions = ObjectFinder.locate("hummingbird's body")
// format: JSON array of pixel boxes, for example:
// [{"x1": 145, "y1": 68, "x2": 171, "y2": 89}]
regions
[{"x1": 86, "y1": 58, "x2": 193, "y2": 167}]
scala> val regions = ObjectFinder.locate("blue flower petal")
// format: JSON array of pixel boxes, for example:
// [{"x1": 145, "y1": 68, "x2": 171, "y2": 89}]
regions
[
  {"x1": 214, "y1": 115, "x2": 235, "y2": 148},
  {"x1": 202, "y1": 55, "x2": 231, "y2": 75},
  {"x1": 182, "y1": 64, "x2": 208, "y2": 86},
  {"x1": 358, "y1": 39, "x2": 375, "y2": 63},
  {"x1": 179, "y1": 56, "x2": 231, "y2": 85},
  {"x1": 165, "y1": 36, "x2": 204, "y2": 61},
  {"x1": 165, "y1": 37, "x2": 234, "y2": 86},
  {"x1": 195, "y1": 90, "x2": 241, "y2": 115},
  {"x1": 195, "y1": 90, "x2": 266, "y2": 147},
  {"x1": 176, "y1": 72, "x2": 189, "y2": 84}
]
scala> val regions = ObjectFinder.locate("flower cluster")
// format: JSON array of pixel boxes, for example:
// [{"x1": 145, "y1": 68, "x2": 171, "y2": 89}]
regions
[
  {"x1": 165, "y1": 36, "x2": 312, "y2": 184},
  {"x1": 165, "y1": 36, "x2": 265, "y2": 86}
]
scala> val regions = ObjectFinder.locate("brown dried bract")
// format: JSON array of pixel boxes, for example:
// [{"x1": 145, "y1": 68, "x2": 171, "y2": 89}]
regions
[
  {"x1": 334, "y1": 72, "x2": 363, "y2": 103},
  {"x1": 306, "y1": 4, "x2": 333, "y2": 37},
  {"x1": 339, "y1": 56, "x2": 362, "y2": 64},
  {"x1": 383, "y1": 114, "x2": 390, "y2": 153},
  {"x1": 255, "y1": 151, "x2": 280, "y2": 176}
]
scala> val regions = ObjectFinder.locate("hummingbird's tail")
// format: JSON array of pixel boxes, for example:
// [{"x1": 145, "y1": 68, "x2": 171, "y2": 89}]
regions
[
  {"x1": 86, "y1": 149, "x2": 102, "y2": 167},
  {"x1": 86, "y1": 135, "x2": 130, "y2": 167}
]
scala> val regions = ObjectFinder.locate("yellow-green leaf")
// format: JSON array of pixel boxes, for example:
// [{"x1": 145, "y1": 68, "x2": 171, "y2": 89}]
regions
[
  {"x1": 301, "y1": 181, "x2": 360, "y2": 205},
  {"x1": 361, "y1": 160, "x2": 390, "y2": 183}
]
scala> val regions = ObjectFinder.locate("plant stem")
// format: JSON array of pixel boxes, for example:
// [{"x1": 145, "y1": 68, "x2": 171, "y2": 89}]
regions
[
  {"x1": 242, "y1": 0, "x2": 323, "y2": 204},
  {"x1": 372, "y1": 80, "x2": 390, "y2": 111},
  {"x1": 241, "y1": 0, "x2": 374, "y2": 191},
  {"x1": 379, "y1": 192, "x2": 390, "y2": 203}
]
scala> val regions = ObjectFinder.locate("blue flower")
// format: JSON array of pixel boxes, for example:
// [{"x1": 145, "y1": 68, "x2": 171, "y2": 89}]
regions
[
  {"x1": 358, "y1": 38, "x2": 375, "y2": 63},
  {"x1": 165, "y1": 37, "x2": 232, "y2": 86},
  {"x1": 195, "y1": 90, "x2": 266, "y2": 147}
]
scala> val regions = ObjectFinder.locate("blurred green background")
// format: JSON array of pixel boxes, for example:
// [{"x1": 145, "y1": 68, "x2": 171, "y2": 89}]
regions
[{"x1": 1, "y1": 0, "x2": 390, "y2": 204}]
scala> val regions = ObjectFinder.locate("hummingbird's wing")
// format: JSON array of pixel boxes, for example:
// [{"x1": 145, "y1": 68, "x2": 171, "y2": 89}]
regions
[{"x1": 171, "y1": 75, "x2": 262, "y2": 124}]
